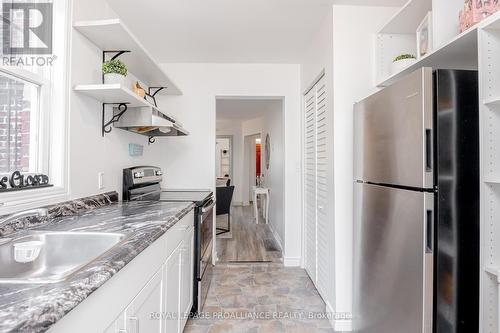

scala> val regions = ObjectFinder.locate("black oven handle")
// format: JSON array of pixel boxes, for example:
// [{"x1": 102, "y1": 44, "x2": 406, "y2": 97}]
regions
[{"x1": 201, "y1": 199, "x2": 216, "y2": 213}]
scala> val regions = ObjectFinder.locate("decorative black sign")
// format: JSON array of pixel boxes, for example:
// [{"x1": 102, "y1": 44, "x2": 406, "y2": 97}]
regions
[{"x1": 0, "y1": 171, "x2": 51, "y2": 192}]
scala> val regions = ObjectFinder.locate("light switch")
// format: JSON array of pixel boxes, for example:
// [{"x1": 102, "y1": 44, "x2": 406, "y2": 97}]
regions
[{"x1": 98, "y1": 172, "x2": 105, "y2": 190}]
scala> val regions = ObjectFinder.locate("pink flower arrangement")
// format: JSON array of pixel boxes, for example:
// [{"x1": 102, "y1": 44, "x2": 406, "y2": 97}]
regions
[{"x1": 460, "y1": 0, "x2": 500, "y2": 32}]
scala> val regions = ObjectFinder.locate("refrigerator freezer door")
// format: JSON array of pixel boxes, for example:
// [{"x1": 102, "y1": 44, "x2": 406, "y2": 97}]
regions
[
  {"x1": 354, "y1": 68, "x2": 433, "y2": 189},
  {"x1": 353, "y1": 182, "x2": 433, "y2": 333}
]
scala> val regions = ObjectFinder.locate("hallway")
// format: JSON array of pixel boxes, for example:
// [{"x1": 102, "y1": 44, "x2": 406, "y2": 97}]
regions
[{"x1": 216, "y1": 205, "x2": 282, "y2": 263}]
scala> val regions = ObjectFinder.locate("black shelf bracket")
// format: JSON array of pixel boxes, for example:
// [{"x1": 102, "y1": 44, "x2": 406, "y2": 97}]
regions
[
  {"x1": 102, "y1": 50, "x2": 131, "y2": 84},
  {"x1": 102, "y1": 103, "x2": 129, "y2": 137},
  {"x1": 148, "y1": 136, "x2": 156, "y2": 145},
  {"x1": 145, "y1": 86, "x2": 167, "y2": 107}
]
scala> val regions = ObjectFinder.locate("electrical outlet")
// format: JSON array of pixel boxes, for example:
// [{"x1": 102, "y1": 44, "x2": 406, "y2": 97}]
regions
[{"x1": 98, "y1": 172, "x2": 105, "y2": 190}]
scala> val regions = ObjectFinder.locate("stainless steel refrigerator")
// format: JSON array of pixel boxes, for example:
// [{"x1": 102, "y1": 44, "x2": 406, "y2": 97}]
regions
[{"x1": 353, "y1": 68, "x2": 479, "y2": 333}]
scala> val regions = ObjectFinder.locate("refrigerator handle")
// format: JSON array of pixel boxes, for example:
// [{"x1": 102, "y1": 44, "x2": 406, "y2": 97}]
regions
[
  {"x1": 426, "y1": 209, "x2": 433, "y2": 253},
  {"x1": 425, "y1": 129, "x2": 432, "y2": 172}
]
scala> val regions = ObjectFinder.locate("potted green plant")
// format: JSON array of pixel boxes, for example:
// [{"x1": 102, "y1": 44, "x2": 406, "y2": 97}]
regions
[
  {"x1": 391, "y1": 54, "x2": 417, "y2": 74},
  {"x1": 102, "y1": 59, "x2": 128, "y2": 84}
]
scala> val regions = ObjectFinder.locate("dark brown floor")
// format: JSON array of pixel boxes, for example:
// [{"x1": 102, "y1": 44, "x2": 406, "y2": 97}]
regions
[{"x1": 215, "y1": 205, "x2": 282, "y2": 263}]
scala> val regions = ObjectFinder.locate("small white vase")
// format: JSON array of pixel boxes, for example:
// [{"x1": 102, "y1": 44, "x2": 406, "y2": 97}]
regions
[
  {"x1": 391, "y1": 58, "x2": 417, "y2": 74},
  {"x1": 104, "y1": 73, "x2": 126, "y2": 85}
]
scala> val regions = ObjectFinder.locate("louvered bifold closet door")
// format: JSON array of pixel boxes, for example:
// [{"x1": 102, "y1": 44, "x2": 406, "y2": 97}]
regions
[
  {"x1": 304, "y1": 87, "x2": 317, "y2": 282},
  {"x1": 315, "y1": 76, "x2": 329, "y2": 297}
]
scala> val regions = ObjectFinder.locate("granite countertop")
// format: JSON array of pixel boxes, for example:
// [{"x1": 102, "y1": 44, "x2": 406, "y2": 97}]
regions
[{"x1": 0, "y1": 200, "x2": 195, "y2": 333}]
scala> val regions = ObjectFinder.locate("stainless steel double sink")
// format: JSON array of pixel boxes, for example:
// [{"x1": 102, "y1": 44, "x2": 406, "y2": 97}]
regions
[{"x1": 0, "y1": 231, "x2": 127, "y2": 284}]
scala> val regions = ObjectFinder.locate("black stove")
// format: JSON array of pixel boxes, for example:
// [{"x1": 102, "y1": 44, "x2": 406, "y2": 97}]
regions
[{"x1": 122, "y1": 166, "x2": 215, "y2": 315}]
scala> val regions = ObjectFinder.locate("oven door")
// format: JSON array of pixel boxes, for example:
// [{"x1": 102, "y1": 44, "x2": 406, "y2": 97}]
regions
[
  {"x1": 197, "y1": 198, "x2": 215, "y2": 312},
  {"x1": 200, "y1": 198, "x2": 215, "y2": 261}
]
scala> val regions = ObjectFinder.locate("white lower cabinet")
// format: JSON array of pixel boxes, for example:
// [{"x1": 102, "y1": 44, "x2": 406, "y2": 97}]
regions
[
  {"x1": 103, "y1": 312, "x2": 126, "y2": 333},
  {"x1": 109, "y1": 232, "x2": 193, "y2": 333},
  {"x1": 124, "y1": 270, "x2": 163, "y2": 333},
  {"x1": 163, "y1": 244, "x2": 182, "y2": 333},
  {"x1": 179, "y1": 227, "x2": 194, "y2": 327},
  {"x1": 46, "y1": 210, "x2": 195, "y2": 333}
]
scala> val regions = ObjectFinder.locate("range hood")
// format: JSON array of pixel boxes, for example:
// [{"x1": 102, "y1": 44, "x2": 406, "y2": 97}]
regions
[{"x1": 113, "y1": 106, "x2": 189, "y2": 137}]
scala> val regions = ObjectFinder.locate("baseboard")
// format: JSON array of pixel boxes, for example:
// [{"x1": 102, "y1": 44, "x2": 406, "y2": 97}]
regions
[
  {"x1": 325, "y1": 301, "x2": 336, "y2": 329},
  {"x1": 283, "y1": 256, "x2": 301, "y2": 267},
  {"x1": 324, "y1": 301, "x2": 352, "y2": 331},
  {"x1": 267, "y1": 221, "x2": 283, "y2": 252},
  {"x1": 334, "y1": 319, "x2": 352, "y2": 331}
]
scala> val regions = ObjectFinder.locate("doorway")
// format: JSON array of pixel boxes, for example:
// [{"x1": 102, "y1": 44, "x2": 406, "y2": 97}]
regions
[
  {"x1": 216, "y1": 136, "x2": 233, "y2": 181},
  {"x1": 244, "y1": 133, "x2": 261, "y2": 202},
  {"x1": 215, "y1": 97, "x2": 285, "y2": 263}
]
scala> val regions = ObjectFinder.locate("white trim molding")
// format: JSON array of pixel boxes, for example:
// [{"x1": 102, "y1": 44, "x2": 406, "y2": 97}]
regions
[
  {"x1": 267, "y1": 219, "x2": 283, "y2": 252},
  {"x1": 283, "y1": 256, "x2": 301, "y2": 267},
  {"x1": 334, "y1": 319, "x2": 353, "y2": 332},
  {"x1": 325, "y1": 300, "x2": 353, "y2": 332}
]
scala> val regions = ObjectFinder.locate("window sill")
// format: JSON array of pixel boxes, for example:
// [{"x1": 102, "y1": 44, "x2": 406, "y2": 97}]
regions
[{"x1": 0, "y1": 186, "x2": 69, "y2": 215}]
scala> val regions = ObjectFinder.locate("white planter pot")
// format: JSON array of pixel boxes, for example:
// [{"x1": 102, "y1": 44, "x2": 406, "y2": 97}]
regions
[
  {"x1": 391, "y1": 58, "x2": 417, "y2": 74},
  {"x1": 103, "y1": 73, "x2": 126, "y2": 85}
]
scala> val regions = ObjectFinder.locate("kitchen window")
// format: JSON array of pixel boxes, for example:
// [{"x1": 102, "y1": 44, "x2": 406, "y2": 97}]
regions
[
  {"x1": 0, "y1": 0, "x2": 70, "y2": 211},
  {"x1": 0, "y1": 70, "x2": 44, "y2": 175}
]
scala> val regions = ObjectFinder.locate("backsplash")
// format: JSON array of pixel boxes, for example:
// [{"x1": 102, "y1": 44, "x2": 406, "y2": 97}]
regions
[{"x1": 0, "y1": 191, "x2": 119, "y2": 237}]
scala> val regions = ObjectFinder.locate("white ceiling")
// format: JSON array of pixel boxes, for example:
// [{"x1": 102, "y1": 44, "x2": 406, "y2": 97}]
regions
[
  {"x1": 216, "y1": 99, "x2": 282, "y2": 121},
  {"x1": 107, "y1": 0, "x2": 406, "y2": 64}
]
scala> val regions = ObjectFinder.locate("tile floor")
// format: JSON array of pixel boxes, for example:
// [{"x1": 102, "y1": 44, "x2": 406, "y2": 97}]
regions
[{"x1": 184, "y1": 263, "x2": 335, "y2": 333}]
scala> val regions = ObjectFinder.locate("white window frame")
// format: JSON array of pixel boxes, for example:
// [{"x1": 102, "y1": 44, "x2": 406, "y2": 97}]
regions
[
  {"x1": 0, "y1": 66, "x2": 49, "y2": 175},
  {"x1": 0, "y1": 0, "x2": 71, "y2": 214}
]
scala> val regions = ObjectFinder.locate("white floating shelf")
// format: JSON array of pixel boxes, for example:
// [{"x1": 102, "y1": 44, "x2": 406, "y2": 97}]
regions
[
  {"x1": 484, "y1": 96, "x2": 500, "y2": 107},
  {"x1": 482, "y1": 10, "x2": 500, "y2": 30},
  {"x1": 378, "y1": 27, "x2": 478, "y2": 87},
  {"x1": 73, "y1": 19, "x2": 182, "y2": 95},
  {"x1": 485, "y1": 266, "x2": 500, "y2": 283},
  {"x1": 74, "y1": 84, "x2": 156, "y2": 108},
  {"x1": 484, "y1": 176, "x2": 500, "y2": 185},
  {"x1": 379, "y1": 0, "x2": 432, "y2": 34}
]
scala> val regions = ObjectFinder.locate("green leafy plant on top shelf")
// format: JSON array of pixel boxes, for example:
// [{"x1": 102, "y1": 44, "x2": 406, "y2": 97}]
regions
[
  {"x1": 102, "y1": 59, "x2": 128, "y2": 76},
  {"x1": 393, "y1": 54, "x2": 416, "y2": 62}
]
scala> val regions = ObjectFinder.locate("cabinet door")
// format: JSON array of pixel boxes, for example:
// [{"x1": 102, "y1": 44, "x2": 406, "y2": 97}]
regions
[
  {"x1": 125, "y1": 271, "x2": 163, "y2": 333},
  {"x1": 163, "y1": 244, "x2": 182, "y2": 333},
  {"x1": 180, "y1": 227, "x2": 194, "y2": 325},
  {"x1": 103, "y1": 311, "x2": 126, "y2": 333}
]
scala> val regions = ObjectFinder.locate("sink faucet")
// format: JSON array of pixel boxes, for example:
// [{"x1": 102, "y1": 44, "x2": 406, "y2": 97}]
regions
[{"x1": 0, "y1": 208, "x2": 49, "y2": 227}]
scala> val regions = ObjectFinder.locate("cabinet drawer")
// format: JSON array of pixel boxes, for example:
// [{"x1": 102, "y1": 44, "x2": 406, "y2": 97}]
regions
[{"x1": 163, "y1": 211, "x2": 194, "y2": 257}]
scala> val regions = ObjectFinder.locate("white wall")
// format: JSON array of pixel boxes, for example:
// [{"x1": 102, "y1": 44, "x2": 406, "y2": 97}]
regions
[
  {"x1": 150, "y1": 64, "x2": 302, "y2": 265},
  {"x1": 300, "y1": 4, "x2": 397, "y2": 331},
  {"x1": 331, "y1": 6, "x2": 396, "y2": 328},
  {"x1": 70, "y1": 2, "x2": 301, "y2": 266},
  {"x1": 69, "y1": 0, "x2": 165, "y2": 200},
  {"x1": 300, "y1": 4, "x2": 336, "y2": 321},
  {"x1": 260, "y1": 104, "x2": 285, "y2": 247}
]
